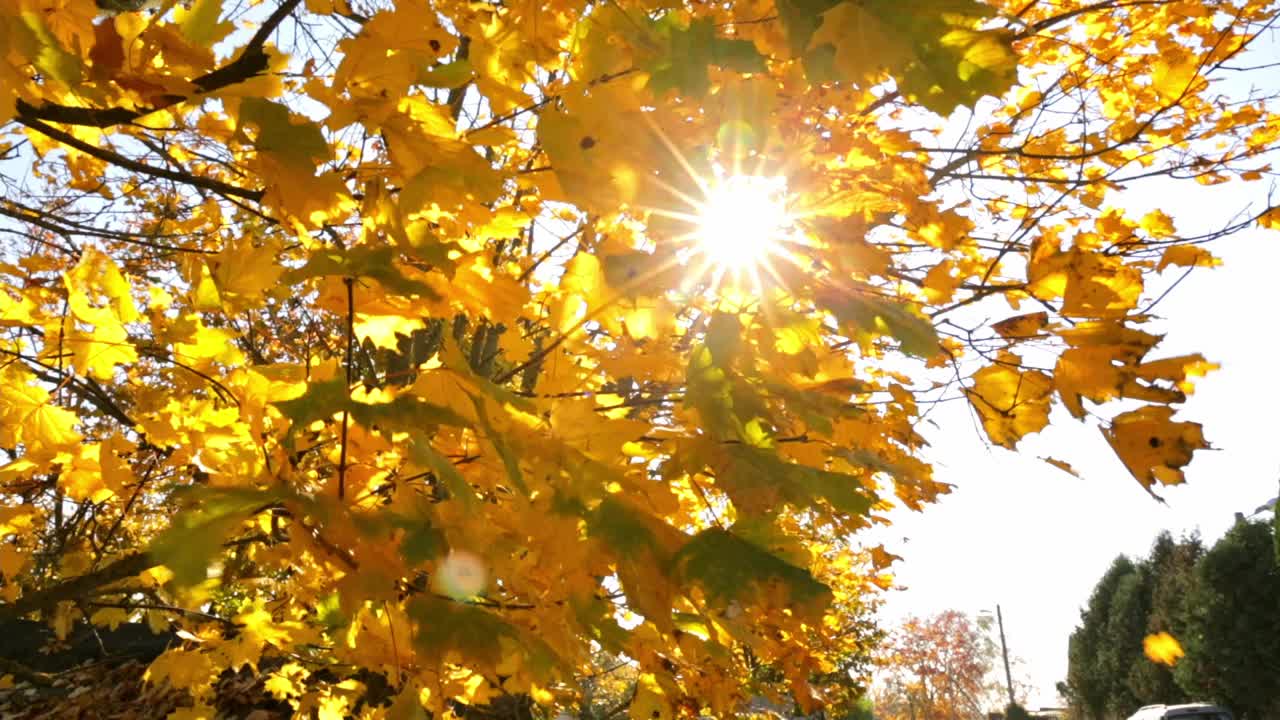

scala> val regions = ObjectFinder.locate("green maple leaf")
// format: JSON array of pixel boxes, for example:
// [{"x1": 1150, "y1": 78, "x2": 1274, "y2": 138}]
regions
[
  {"x1": 718, "y1": 445, "x2": 876, "y2": 518},
  {"x1": 787, "y1": 0, "x2": 1017, "y2": 113},
  {"x1": 408, "y1": 597, "x2": 561, "y2": 680},
  {"x1": 675, "y1": 528, "x2": 831, "y2": 613},
  {"x1": 587, "y1": 497, "x2": 686, "y2": 633},
  {"x1": 149, "y1": 487, "x2": 282, "y2": 587},
  {"x1": 273, "y1": 379, "x2": 467, "y2": 435},
  {"x1": 418, "y1": 58, "x2": 475, "y2": 88},
  {"x1": 823, "y1": 290, "x2": 941, "y2": 358},
  {"x1": 284, "y1": 245, "x2": 440, "y2": 299},
  {"x1": 408, "y1": 435, "x2": 478, "y2": 510},
  {"x1": 179, "y1": 0, "x2": 225, "y2": 48},
  {"x1": 647, "y1": 16, "x2": 767, "y2": 97},
  {"x1": 14, "y1": 12, "x2": 82, "y2": 89},
  {"x1": 398, "y1": 521, "x2": 448, "y2": 567},
  {"x1": 587, "y1": 497, "x2": 676, "y2": 564},
  {"x1": 238, "y1": 98, "x2": 328, "y2": 167}
]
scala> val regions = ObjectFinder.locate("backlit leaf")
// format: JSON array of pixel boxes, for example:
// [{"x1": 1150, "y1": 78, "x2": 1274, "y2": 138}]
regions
[
  {"x1": 408, "y1": 596, "x2": 560, "y2": 681},
  {"x1": 675, "y1": 528, "x2": 831, "y2": 616},
  {"x1": 806, "y1": 0, "x2": 1017, "y2": 112},
  {"x1": 821, "y1": 288, "x2": 940, "y2": 358},
  {"x1": 967, "y1": 358, "x2": 1054, "y2": 449},
  {"x1": 238, "y1": 98, "x2": 329, "y2": 167},
  {"x1": 149, "y1": 487, "x2": 280, "y2": 588},
  {"x1": 647, "y1": 16, "x2": 767, "y2": 98},
  {"x1": 178, "y1": 0, "x2": 231, "y2": 48},
  {"x1": 1102, "y1": 406, "x2": 1209, "y2": 490},
  {"x1": 284, "y1": 245, "x2": 440, "y2": 299}
]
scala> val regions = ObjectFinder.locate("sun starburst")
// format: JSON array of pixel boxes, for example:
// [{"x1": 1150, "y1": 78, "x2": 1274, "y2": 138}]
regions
[{"x1": 695, "y1": 174, "x2": 792, "y2": 271}]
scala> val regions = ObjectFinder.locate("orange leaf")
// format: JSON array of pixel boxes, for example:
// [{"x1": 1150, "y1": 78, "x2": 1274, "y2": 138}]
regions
[{"x1": 1041, "y1": 457, "x2": 1080, "y2": 478}]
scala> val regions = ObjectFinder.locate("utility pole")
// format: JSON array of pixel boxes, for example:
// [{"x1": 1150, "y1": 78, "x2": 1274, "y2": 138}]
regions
[{"x1": 996, "y1": 604, "x2": 1015, "y2": 708}]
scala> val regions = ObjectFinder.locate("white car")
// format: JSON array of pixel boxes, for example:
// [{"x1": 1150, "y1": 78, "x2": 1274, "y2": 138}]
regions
[{"x1": 1127, "y1": 704, "x2": 1234, "y2": 720}]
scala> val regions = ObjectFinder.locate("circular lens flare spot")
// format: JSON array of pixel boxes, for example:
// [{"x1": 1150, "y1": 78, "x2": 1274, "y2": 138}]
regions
[
  {"x1": 695, "y1": 175, "x2": 791, "y2": 270},
  {"x1": 434, "y1": 550, "x2": 487, "y2": 599}
]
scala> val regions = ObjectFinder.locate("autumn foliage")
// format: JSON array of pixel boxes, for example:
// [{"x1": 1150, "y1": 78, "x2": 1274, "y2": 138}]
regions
[
  {"x1": 1, "y1": 0, "x2": 1278, "y2": 717},
  {"x1": 875, "y1": 610, "x2": 999, "y2": 720}
]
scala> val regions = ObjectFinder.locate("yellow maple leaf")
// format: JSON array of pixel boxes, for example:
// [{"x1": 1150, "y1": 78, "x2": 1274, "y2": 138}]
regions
[
  {"x1": 1139, "y1": 209, "x2": 1177, "y2": 237},
  {"x1": 64, "y1": 247, "x2": 139, "y2": 324},
  {"x1": 1157, "y1": 245, "x2": 1220, "y2": 272},
  {"x1": 170, "y1": 315, "x2": 247, "y2": 367},
  {"x1": 1151, "y1": 50, "x2": 1201, "y2": 103},
  {"x1": 1259, "y1": 206, "x2": 1280, "y2": 230},
  {"x1": 264, "y1": 662, "x2": 310, "y2": 701},
  {"x1": 1055, "y1": 345, "x2": 1130, "y2": 418},
  {"x1": 59, "y1": 444, "x2": 114, "y2": 502},
  {"x1": 1134, "y1": 354, "x2": 1218, "y2": 394},
  {"x1": 207, "y1": 236, "x2": 285, "y2": 310},
  {"x1": 1102, "y1": 406, "x2": 1208, "y2": 489},
  {"x1": 31, "y1": 403, "x2": 82, "y2": 450},
  {"x1": 809, "y1": 2, "x2": 910, "y2": 85},
  {"x1": 0, "y1": 288, "x2": 36, "y2": 326},
  {"x1": 145, "y1": 648, "x2": 219, "y2": 695},
  {"x1": 65, "y1": 320, "x2": 137, "y2": 381},
  {"x1": 630, "y1": 673, "x2": 672, "y2": 720},
  {"x1": 537, "y1": 83, "x2": 656, "y2": 212},
  {"x1": 1063, "y1": 251, "x2": 1144, "y2": 318},
  {"x1": 990, "y1": 312, "x2": 1050, "y2": 340},
  {"x1": 90, "y1": 607, "x2": 129, "y2": 631},
  {"x1": 549, "y1": 398, "x2": 648, "y2": 461},
  {"x1": 0, "y1": 544, "x2": 29, "y2": 582},
  {"x1": 922, "y1": 260, "x2": 963, "y2": 303},
  {"x1": 61, "y1": 248, "x2": 140, "y2": 379},
  {"x1": 966, "y1": 357, "x2": 1054, "y2": 449},
  {"x1": 1143, "y1": 631, "x2": 1185, "y2": 666}
]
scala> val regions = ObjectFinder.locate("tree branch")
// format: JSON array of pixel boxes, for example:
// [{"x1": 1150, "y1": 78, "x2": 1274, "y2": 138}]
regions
[
  {"x1": 13, "y1": 0, "x2": 304, "y2": 129},
  {"x1": 17, "y1": 118, "x2": 264, "y2": 201},
  {"x1": 0, "y1": 552, "x2": 156, "y2": 622}
]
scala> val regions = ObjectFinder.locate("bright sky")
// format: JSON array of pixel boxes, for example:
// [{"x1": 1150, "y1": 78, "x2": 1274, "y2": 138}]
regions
[{"x1": 871, "y1": 77, "x2": 1280, "y2": 712}]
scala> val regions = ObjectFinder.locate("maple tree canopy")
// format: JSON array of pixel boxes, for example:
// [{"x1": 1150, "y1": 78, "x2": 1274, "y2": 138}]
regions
[{"x1": 1, "y1": 0, "x2": 1278, "y2": 717}]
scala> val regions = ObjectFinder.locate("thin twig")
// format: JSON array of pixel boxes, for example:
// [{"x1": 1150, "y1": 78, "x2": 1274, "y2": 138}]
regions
[{"x1": 338, "y1": 277, "x2": 355, "y2": 501}]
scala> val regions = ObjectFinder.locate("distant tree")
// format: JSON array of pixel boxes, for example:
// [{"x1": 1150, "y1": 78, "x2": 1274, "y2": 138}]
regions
[
  {"x1": 1100, "y1": 567, "x2": 1149, "y2": 717},
  {"x1": 1175, "y1": 520, "x2": 1280, "y2": 719},
  {"x1": 1065, "y1": 556, "x2": 1138, "y2": 719},
  {"x1": 876, "y1": 610, "x2": 992, "y2": 720},
  {"x1": 1064, "y1": 532, "x2": 1204, "y2": 720},
  {"x1": 1128, "y1": 533, "x2": 1202, "y2": 705}
]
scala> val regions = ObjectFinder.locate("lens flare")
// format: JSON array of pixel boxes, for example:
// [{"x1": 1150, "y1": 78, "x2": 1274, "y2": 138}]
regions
[
  {"x1": 694, "y1": 175, "x2": 791, "y2": 272},
  {"x1": 433, "y1": 549, "x2": 487, "y2": 599}
]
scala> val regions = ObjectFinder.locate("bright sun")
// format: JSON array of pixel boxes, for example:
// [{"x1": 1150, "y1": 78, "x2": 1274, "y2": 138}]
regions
[{"x1": 695, "y1": 175, "x2": 792, "y2": 272}]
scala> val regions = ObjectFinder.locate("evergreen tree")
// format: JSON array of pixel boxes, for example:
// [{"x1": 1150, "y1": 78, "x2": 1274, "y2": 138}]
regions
[
  {"x1": 1128, "y1": 533, "x2": 1202, "y2": 704},
  {"x1": 1066, "y1": 556, "x2": 1137, "y2": 719},
  {"x1": 1175, "y1": 520, "x2": 1280, "y2": 719}
]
